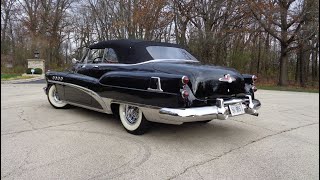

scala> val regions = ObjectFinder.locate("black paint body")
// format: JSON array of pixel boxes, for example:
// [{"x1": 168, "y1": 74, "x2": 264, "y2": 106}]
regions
[{"x1": 45, "y1": 40, "x2": 258, "y2": 109}]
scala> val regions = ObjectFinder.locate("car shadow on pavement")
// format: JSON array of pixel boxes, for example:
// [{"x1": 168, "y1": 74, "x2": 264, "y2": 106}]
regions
[
  {"x1": 149, "y1": 121, "x2": 244, "y2": 136},
  {"x1": 67, "y1": 105, "x2": 250, "y2": 140}
]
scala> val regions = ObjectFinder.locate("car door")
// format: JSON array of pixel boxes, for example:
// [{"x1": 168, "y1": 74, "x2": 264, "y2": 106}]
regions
[
  {"x1": 64, "y1": 48, "x2": 101, "y2": 106},
  {"x1": 74, "y1": 48, "x2": 103, "y2": 77},
  {"x1": 80, "y1": 48, "x2": 121, "y2": 79}
]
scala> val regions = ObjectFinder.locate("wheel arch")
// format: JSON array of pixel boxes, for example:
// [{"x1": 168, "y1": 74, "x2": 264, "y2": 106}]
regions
[{"x1": 111, "y1": 103, "x2": 120, "y2": 115}]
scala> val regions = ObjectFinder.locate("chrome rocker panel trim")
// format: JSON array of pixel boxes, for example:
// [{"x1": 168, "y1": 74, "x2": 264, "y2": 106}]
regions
[{"x1": 65, "y1": 101, "x2": 107, "y2": 113}]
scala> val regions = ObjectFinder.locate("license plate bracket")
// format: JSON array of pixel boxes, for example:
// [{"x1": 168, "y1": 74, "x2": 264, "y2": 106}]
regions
[{"x1": 229, "y1": 103, "x2": 245, "y2": 116}]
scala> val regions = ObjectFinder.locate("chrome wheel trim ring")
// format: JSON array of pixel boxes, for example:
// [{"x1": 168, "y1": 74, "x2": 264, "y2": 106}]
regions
[{"x1": 119, "y1": 104, "x2": 143, "y2": 131}]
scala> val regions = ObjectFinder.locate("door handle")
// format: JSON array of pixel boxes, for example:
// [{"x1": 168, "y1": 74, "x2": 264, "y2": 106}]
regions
[{"x1": 93, "y1": 65, "x2": 99, "y2": 68}]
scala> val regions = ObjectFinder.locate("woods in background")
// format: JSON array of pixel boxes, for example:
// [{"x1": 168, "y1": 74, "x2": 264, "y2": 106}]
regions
[{"x1": 1, "y1": 0, "x2": 319, "y2": 87}]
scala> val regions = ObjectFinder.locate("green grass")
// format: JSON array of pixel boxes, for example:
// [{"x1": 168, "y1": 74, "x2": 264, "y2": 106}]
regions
[
  {"x1": 1, "y1": 74, "x2": 20, "y2": 79},
  {"x1": 1, "y1": 74, "x2": 35, "y2": 81},
  {"x1": 257, "y1": 85, "x2": 319, "y2": 93}
]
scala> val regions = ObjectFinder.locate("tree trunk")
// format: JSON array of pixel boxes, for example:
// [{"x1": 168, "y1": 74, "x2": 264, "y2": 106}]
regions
[
  {"x1": 295, "y1": 50, "x2": 300, "y2": 83},
  {"x1": 1, "y1": 10, "x2": 9, "y2": 42},
  {"x1": 311, "y1": 42, "x2": 319, "y2": 83},
  {"x1": 264, "y1": 33, "x2": 270, "y2": 77},
  {"x1": 257, "y1": 34, "x2": 261, "y2": 74},
  {"x1": 299, "y1": 45, "x2": 306, "y2": 87},
  {"x1": 305, "y1": 49, "x2": 311, "y2": 83},
  {"x1": 279, "y1": 43, "x2": 288, "y2": 86}
]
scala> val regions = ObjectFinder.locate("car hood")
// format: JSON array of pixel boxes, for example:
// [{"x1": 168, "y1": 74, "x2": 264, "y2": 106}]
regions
[{"x1": 152, "y1": 61, "x2": 246, "y2": 99}]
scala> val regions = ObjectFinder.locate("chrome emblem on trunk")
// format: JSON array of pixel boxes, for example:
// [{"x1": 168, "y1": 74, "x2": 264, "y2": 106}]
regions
[{"x1": 219, "y1": 74, "x2": 235, "y2": 83}]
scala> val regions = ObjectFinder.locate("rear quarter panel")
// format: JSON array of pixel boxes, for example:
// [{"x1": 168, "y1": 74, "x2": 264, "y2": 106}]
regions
[{"x1": 98, "y1": 71, "x2": 185, "y2": 108}]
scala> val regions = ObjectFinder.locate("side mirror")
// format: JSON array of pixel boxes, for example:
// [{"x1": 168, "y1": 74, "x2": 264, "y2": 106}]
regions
[{"x1": 72, "y1": 58, "x2": 79, "y2": 64}]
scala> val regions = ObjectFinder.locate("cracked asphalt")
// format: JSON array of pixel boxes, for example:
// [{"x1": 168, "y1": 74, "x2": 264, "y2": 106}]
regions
[{"x1": 1, "y1": 83, "x2": 319, "y2": 180}]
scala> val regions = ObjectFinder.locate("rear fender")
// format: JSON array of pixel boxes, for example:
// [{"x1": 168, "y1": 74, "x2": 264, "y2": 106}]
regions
[
  {"x1": 242, "y1": 74, "x2": 256, "y2": 85},
  {"x1": 98, "y1": 71, "x2": 190, "y2": 108},
  {"x1": 99, "y1": 71, "x2": 184, "y2": 94}
]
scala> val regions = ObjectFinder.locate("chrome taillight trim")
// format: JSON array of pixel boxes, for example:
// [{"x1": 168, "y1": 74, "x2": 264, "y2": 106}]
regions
[
  {"x1": 181, "y1": 89, "x2": 189, "y2": 98},
  {"x1": 181, "y1": 76, "x2": 189, "y2": 85},
  {"x1": 252, "y1": 75, "x2": 257, "y2": 82}
]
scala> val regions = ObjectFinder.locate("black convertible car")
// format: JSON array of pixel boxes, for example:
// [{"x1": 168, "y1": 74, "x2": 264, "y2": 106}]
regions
[{"x1": 44, "y1": 39, "x2": 261, "y2": 134}]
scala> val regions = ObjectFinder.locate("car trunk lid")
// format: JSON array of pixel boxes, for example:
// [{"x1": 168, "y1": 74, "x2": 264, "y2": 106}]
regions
[{"x1": 152, "y1": 61, "x2": 246, "y2": 99}]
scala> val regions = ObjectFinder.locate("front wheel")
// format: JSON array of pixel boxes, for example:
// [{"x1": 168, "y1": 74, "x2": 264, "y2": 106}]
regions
[
  {"x1": 119, "y1": 104, "x2": 149, "y2": 135},
  {"x1": 47, "y1": 84, "x2": 69, "y2": 109}
]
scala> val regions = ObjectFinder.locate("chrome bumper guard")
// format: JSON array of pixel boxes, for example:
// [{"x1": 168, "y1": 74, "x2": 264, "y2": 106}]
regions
[
  {"x1": 43, "y1": 87, "x2": 47, "y2": 94},
  {"x1": 159, "y1": 95, "x2": 261, "y2": 123}
]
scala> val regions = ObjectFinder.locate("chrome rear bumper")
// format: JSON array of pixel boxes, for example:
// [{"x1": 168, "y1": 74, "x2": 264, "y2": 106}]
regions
[{"x1": 157, "y1": 95, "x2": 261, "y2": 124}]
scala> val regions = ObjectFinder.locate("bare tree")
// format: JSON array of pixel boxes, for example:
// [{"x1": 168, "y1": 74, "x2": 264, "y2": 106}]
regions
[
  {"x1": 1, "y1": 0, "x2": 17, "y2": 55},
  {"x1": 246, "y1": 0, "x2": 308, "y2": 86},
  {"x1": 1, "y1": 0, "x2": 318, "y2": 87}
]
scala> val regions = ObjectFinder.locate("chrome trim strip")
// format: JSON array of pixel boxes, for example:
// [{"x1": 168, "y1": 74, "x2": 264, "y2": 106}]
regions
[
  {"x1": 147, "y1": 88, "x2": 164, "y2": 92},
  {"x1": 81, "y1": 59, "x2": 198, "y2": 67},
  {"x1": 65, "y1": 101, "x2": 107, "y2": 113},
  {"x1": 147, "y1": 77, "x2": 163, "y2": 92},
  {"x1": 224, "y1": 99, "x2": 243, "y2": 104},
  {"x1": 48, "y1": 80, "x2": 112, "y2": 114},
  {"x1": 98, "y1": 82, "x2": 176, "y2": 95}
]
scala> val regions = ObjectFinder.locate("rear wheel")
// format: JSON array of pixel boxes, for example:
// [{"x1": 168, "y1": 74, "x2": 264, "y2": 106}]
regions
[
  {"x1": 47, "y1": 84, "x2": 69, "y2": 109},
  {"x1": 119, "y1": 104, "x2": 149, "y2": 135}
]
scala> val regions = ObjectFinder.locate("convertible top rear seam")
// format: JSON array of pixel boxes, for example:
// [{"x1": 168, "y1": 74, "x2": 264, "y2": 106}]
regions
[{"x1": 80, "y1": 59, "x2": 198, "y2": 66}]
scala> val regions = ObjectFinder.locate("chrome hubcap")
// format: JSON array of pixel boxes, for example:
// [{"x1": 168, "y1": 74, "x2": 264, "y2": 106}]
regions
[
  {"x1": 124, "y1": 105, "x2": 139, "y2": 124},
  {"x1": 53, "y1": 89, "x2": 61, "y2": 102}
]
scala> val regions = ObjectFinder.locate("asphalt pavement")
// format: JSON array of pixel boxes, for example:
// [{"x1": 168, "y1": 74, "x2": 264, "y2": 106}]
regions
[
  {"x1": 13, "y1": 79, "x2": 46, "y2": 84},
  {"x1": 1, "y1": 82, "x2": 319, "y2": 180}
]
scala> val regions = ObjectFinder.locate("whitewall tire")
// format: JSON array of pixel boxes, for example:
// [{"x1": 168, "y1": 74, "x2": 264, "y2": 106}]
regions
[
  {"x1": 47, "y1": 84, "x2": 69, "y2": 109},
  {"x1": 119, "y1": 104, "x2": 149, "y2": 135}
]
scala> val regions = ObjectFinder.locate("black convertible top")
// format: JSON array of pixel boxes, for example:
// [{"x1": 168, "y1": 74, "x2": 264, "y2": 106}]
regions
[{"x1": 88, "y1": 39, "x2": 183, "y2": 64}]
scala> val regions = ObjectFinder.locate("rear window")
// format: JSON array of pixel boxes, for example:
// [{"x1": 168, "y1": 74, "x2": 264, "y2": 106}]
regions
[{"x1": 146, "y1": 46, "x2": 198, "y2": 61}]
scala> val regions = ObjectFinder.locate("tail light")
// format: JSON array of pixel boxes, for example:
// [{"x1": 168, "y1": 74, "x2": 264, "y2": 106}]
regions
[
  {"x1": 252, "y1": 86, "x2": 257, "y2": 92},
  {"x1": 181, "y1": 90, "x2": 189, "y2": 98},
  {"x1": 182, "y1": 76, "x2": 189, "y2": 85},
  {"x1": 181, "y1": 76, "x2": 190, "y2": 99},
  {"x1": 252, "y1": 75, "x2": 257, "y2": 82}
]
